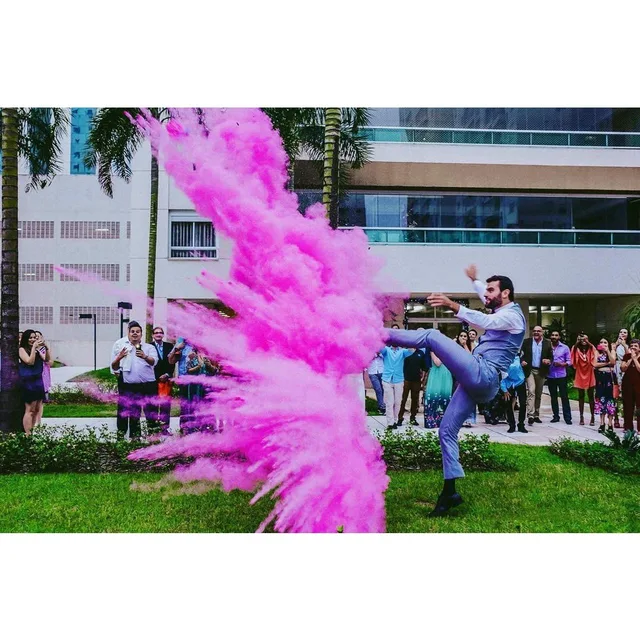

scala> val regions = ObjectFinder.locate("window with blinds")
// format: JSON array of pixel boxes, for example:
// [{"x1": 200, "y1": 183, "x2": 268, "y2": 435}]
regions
[
  {"x1": 18, "y1": 221, "x2": 55, "y2": 239},
  {"x1": 19, "y1": 264, "x2": 54, "y2": 281},
  {"x1": 59, "y1": 307, "x2": 120, "y2": 324},
  {"x1": 20, "y1": 307, "x2": 54, "y2": 325},
  {"x1": 60, "y1": 221, "x2": 120, "y2": 239},
  {"x1": 169, "y1": 211, "x2": 217, "y2": 259},
  {"x1": 59, "y1": 264, "x2": 120, "y2": 281}
]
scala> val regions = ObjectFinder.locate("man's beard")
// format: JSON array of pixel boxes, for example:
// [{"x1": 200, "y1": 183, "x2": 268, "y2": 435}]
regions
[{"x1": 485, "y1": 297, "x2": 501, "y2": 311}]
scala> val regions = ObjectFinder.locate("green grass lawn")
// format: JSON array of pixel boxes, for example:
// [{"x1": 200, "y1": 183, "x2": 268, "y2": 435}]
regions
[
  {"x1": 1, "y1": 445, "x2": 637, "y2": 533},
  {"x1": 68, "y1": 367, "x2": 115, "y2": 384},
  {"x1": 43, "y1": 401, "x2": 180, "y2": 418}
]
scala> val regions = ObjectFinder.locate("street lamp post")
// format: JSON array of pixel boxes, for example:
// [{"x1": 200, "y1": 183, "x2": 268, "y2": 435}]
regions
[
  {"x1": 79, "y1": 313, "x2": 97, "y2": 370},
  {"x1": 117, "y1": 301, "x2": 133, "y2": 339}
]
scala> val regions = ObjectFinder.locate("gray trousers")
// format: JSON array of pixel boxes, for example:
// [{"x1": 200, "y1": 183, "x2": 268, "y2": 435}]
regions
[{"x1": 388, "y1": 328, "x2": 500, "y2": 479}]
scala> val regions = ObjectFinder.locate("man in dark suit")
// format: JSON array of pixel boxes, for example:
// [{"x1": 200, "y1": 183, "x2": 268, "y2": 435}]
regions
[
  {"x1": 521, "y1": 325, "x2": 552, "y2": 425},
  {"x1": 150, "y1": 326, "x2": 175, "y2": 433}
]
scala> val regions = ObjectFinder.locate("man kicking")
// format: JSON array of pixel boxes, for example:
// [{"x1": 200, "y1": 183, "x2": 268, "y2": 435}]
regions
[{"x1": 387, "y1": 265, "x2": 526, "y2": 516}]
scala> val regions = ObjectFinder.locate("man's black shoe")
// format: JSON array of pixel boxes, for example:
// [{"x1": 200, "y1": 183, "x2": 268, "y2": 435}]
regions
[
  {"x1": 396, "y1": 419, "x2": 404, "y2": 427},
  {"x1": 517, "y1": 426, "x2": 529, "y2": 433},
  {"x1": 565, "y1": 420, "x2": 572, "y2": 425},
  {"x1": 409, "y1": 418, "x2": 419, "y2": 427},
  {"x1": 386, "y1": 423, "x2": 397, "y2": 431},
  {"x1": 507, "y1": 427, "x2": 516, "y2": 433},
  {"x1": 550, "y1": 417, "x2": 560, "y2": 423},
  {"x1": 534, "y1": 417, "x2": 542, "y2": 424},
  {"x1": 528, "y1": 418, "x2": 534, "y2": 425},
  {"x1": 429, "y1": 493, "x2": 463, "y2": 517}
]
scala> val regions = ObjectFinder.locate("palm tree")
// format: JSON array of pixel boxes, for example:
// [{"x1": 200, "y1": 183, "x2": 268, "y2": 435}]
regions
[
  {"x1": 322, "y1": 108, "x2": 342, "y2": 229},
  {"x1": 84, "y1": 108, "x2": 170, "y2": 343},
  {"x1": 263, "y1": 108, "x2": 372, "y2": 224},
  {"x1": 0, "y1": 108, "x2": 68, "y2": 434}
]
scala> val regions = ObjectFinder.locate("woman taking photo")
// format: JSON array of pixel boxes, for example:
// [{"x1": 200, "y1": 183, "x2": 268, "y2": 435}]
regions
[
  {"x1": 612, "y1": 328, "x2": 629, "y2": 428},
  {"x1": 18, "y1": 329, "x2": 47, "y2": 436},
  {"x1": 34, "y1": 330, "x2": 53, "y2": 425},
  {"x1": 593, "y1": 337, "x2": 616, "y2": 433},
  {"x1": 454, "y1": 330, "x2": 476, "y2": 427}
]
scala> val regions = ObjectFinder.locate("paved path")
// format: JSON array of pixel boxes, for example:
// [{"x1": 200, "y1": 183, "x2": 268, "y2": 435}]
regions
[
  {"x1": 41, "y1": 387, "x2": 616, "y2": 445},
  {"x1": 50, "y1": 366, "x2": 93, "y2": 389},
  {"x1": 366, "y1": 390, "x2": 615, "y2": 445}
]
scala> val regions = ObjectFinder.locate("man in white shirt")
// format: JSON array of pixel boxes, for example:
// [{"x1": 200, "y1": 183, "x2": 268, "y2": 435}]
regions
[
  {"x1": 386, "y1": 265, "x2": 526, "y2": 516},
  {"x1": 110, "y1": 321, "x2": 158, "y2": 440}
]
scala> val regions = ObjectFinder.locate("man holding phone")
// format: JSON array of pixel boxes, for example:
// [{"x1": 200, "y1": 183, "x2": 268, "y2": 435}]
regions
[{"x1": 110, "y1": 320, "x2": 158, "y2": 439}]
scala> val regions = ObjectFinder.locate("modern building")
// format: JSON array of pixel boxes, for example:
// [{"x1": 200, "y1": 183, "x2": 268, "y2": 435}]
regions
[{"x1": 4, "y1": 108, "x2": 640, "y2": 366}]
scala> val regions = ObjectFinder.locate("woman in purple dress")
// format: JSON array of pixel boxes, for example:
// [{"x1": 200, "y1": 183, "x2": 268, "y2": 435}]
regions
[{"x1": 18, "y1": 329, "x2": 47, "y2": 436}]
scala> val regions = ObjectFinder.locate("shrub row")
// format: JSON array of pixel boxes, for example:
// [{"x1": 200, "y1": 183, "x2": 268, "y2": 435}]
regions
[
  {"x1": 549, "y1": 431, "x2": 640, "y2": 475},
  {"x1": 378, "y1": 428, "x2": 513, "y2": 472},
  {"x1": 1, "y1": 425, "x2": 512, "y2": 475}
]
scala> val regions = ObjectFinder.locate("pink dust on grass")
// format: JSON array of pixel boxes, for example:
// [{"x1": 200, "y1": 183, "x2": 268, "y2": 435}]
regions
[{"x1": 126, "y1": 108, "x2": 390, "y2": 532}]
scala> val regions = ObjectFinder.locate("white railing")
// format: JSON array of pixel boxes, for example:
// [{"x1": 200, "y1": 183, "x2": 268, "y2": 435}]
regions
[{"x1": 338, "y1": 227, "x2": 640, "y2": 247}]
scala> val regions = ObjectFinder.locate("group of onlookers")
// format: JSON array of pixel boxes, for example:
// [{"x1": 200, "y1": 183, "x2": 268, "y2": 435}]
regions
[
  {"x1": 110, "y1": 322, "x2": 220, "y2": 440},
  {"x1": 368, "y1": 324, "x2": 640, "y2": 435},
  {"x1": 16, "y1": 329, "x2": 53, "y2": 435}
]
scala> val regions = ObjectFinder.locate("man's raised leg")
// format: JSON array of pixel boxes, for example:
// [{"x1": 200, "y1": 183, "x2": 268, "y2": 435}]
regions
[{"x1": 388, "y1": 328, "x2": 482, "y2": 391}]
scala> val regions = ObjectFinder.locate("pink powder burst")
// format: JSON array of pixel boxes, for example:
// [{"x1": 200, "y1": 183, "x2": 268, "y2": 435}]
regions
[{"x1": 127, "y1": 108, "x2": 390, "y2": 532}]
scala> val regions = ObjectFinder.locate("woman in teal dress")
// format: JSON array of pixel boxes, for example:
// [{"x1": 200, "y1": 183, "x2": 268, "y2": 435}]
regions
[{"x1": 424, "y1": 353, "x2": 454, "y2": 429}]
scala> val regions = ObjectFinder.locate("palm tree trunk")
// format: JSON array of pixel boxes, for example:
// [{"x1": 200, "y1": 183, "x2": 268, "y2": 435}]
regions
[
  {"x1": 145, "y1": 155, "x2": 159, "y2": 343},
  {"x1": 0, "y1": 109, "x2": 23, "y2": 433},
  {"x1": 322, "y1": 108, "x2": 341, "y2": 229}
]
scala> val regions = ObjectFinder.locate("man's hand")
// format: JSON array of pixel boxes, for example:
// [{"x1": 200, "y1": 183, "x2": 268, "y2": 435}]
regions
[
  {"x1": 117, "y1": 347, "x2": 128, "y2": 361},
  {"x1": 427, "y1": 293, "x2": 455, "y2": 309},
  {"x1": 159, "y1": 374, "x2": 170, "y2": 382},
  {"x1": 135, "y1": 348, "x2": 147, "y2": 360},
  {"x1": 521, "y1": 360, "x2": 528, "y2": 367},
  {"x1": 503, "y1": 391, "x2": 511, "y2": 401},
  {"x1": 464, "y1": 264, "x2": 478, "y2": 281},
  {"x1": 542, "y1": 358, "x2": 551, "y2": 366}
]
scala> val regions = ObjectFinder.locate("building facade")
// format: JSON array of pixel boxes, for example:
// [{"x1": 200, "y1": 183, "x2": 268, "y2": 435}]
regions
[{"x1": 4, "y1": 108, "x2": 640, "y2": 366}]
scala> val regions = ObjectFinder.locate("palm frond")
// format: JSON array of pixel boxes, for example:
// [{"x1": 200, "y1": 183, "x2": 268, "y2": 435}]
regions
[
  {"x1": 15, "y1": 108, "x2": 69, "y2": 191},
  {"x1": 84, "y1": 108, "x2": 146, "y2": 197}
]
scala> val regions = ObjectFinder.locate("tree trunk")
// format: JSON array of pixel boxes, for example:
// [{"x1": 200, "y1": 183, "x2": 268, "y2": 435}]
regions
[
  {"x1": 322, "y1": 108, "x2": 341, "y2": 229},
  {"x1": 0, "y1": 109, "x2": 23, "y2": 433},
  {"x1": 145, "y1": 154, "x2": 159, "y2": 343}
]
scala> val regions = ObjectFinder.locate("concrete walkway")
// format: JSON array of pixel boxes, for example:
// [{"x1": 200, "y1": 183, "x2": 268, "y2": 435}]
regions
[
  {"x1": 50, "y1": 366, "x2": 93, "y2": 389},
  {"x1": 366, "y1": 391, "x2": 616, "y2": 445},
  {"x1": 41, "y1": 387, "x2": 617, "y2": 445}
]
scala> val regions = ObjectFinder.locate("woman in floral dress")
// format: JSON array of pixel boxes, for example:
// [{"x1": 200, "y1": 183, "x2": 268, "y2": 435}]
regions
[
  {"x1": 423, "y1": 352, "x2": 453, "y2": 429},
  {"x1": 594, "y1": 337, "x2": 616, "y2": 432}
]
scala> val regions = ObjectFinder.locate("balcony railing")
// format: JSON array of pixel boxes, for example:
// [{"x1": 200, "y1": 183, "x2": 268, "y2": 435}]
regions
[
  {"x1": 339, "y1": 227, "x2": 640, "y2": 247},
  {"x1": 361, "y1": 127, "x2": 640, "y2": 148}
]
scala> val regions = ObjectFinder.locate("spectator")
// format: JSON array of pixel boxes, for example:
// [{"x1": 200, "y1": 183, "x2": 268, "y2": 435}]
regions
[
  {"x1": 168, "y1": 337, "x2": 198, "y2": 432},
  {"x1": 500, "y1": 354, "x2": 527, "y2": 433},
  {"x1": 397, "y1": 347, "x2": 430, "y2": 427},
  {"x1": 453, "y1": 331, "x2": 476, "y2": 427},
  {"x1": 18, "y1": 329, "x2": 47, "y2": 436},
  {"x1": 521, "y1": 326, "x2": 553, "y2": 426},
  {"x1": 613, "y1": 328, "x2": 629, "y2": 428},
  {"x1": 621, "y1": 338, "x2": 640, "y2": 432},
  {"x1": 594, "y1": 337, "x2": 617, "y2": 433},
  {"x1": 468, "y1": 328, "x2": 479, "y2": 351},
  {"x1": 423, "y1": 352, "x2": 453, "y2": 429},
  {"x1": 570, "y1": 332, "x2": 597, "y2": 426},
  {"x1": 366, "y1": 353, "x2": 386, "y2": 415},
  {"x1": 547, "y1": 330, "x2": 572, "y2": 425},
  {"x1": 379, "y1": 338, "x2": 413, "y2": 430},
  {"x1": 150, "y1": 326, "x2": 175, "y2": 434},
  {"x1": 33, "y1": 330, "x2": 53, "y2": 426},
  {"x1": 110, "y1": 321, "x2": 158, "y2": 440}
]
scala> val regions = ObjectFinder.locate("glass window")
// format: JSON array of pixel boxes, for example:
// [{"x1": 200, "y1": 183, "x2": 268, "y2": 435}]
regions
[
  {"x1": 70, "y1": 108, "x2": 96, "y2": 175},
  {"x1": 169, "y1": 211, "x2": 217, "y2": 258}
]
